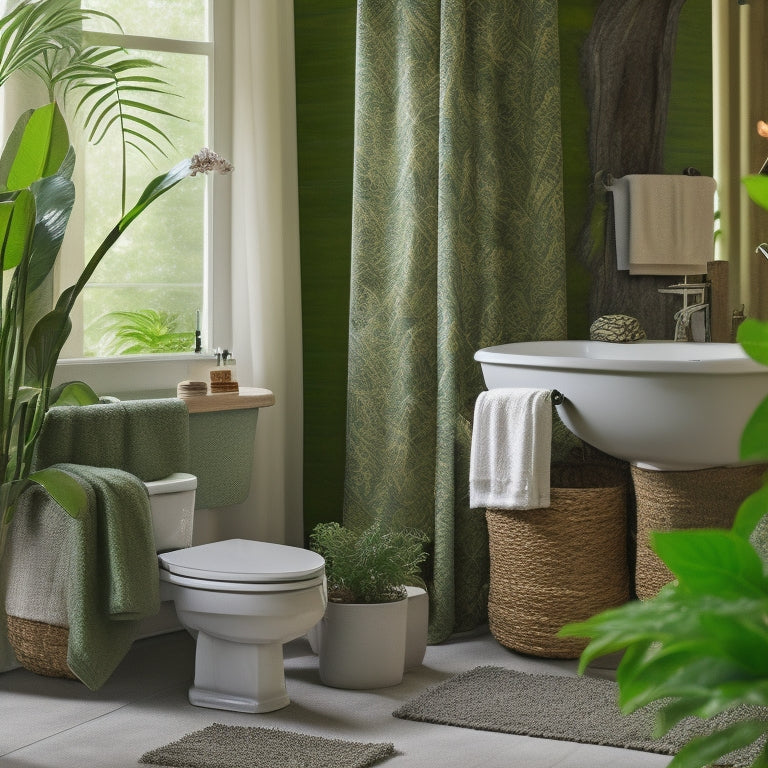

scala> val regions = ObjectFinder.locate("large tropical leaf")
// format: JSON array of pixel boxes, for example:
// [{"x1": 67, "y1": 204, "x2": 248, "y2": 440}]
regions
[
  {"x1": 54, "y1": 157, "x2": 193, "y2": 319},
  {"x1": 0, "y1": 108, "x2": 33, "y2": 190},
  {"x1": 48, "y1": 380, "x2": 99, "y2": 407},
  {"x1": 28, "y1": 466, "x2": 86, "y2": 519},
  {"x1": 24, "y1": 307, "x2": 71, "y2": 388},
  {"x1": 652, "y1": 528, "x2": 768, "y2": 599},
  {"x1": 4, "y1": 102, "x2": 69, "y2": 190},
  {"x1": 0, "y1": 187, "x2": 35, "y2": 272},
  {"x1": 26, "y1": 163, "x2": 75, "y2": 293}
]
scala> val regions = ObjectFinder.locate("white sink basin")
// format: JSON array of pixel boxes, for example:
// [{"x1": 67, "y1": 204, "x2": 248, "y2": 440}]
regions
[{"x1": 475, "y1": 340, "x2": 768, "y2": 470}]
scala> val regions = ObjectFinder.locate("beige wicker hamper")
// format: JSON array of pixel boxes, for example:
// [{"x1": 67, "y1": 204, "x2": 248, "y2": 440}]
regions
[
  {"x1": 632, "y1": 463, "x2": 767, "y2": 600},
  {"x1": 486, "y1": 464, "x2": 629, "y2": 659}
]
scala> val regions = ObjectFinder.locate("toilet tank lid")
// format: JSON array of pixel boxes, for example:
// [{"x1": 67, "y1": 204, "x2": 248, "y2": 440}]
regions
[
  {"x1": 158, "y1": 538, "x2": 325, "y2": 583},
  {"x1": 144, "y1": 472, "x2": 197, "y2": 495}
]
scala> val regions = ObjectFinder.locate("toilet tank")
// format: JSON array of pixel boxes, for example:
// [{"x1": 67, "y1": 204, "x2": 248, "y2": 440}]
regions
[{"x1": 145, "y1": 472, "x2": 197, "y2": 551}]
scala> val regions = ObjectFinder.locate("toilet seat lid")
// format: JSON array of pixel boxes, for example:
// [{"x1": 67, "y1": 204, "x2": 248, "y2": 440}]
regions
[{"x1": 158, "y1": 538, "x2": 325, "y2": 583}]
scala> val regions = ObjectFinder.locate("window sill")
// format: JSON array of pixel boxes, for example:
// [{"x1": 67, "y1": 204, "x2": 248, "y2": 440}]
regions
[{"x1": 54, "y1": 353, "x2": 219, "y2": 399}]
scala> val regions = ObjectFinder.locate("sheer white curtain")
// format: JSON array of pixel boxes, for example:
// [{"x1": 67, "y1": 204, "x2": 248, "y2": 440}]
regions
[{"x1": 211, "y1": 0, "x2": 303, "y2": 547}]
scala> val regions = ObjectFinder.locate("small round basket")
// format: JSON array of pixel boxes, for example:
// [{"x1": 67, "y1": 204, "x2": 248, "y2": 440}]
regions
[
  {"x1": 486, "y1": 464, "x2": 629, "y2": 659},
  {"x1": 632, "y1": 463, "x2": 767, "y2": 600},
  {"x1": 6, "y1": 615, "x2": 75, "y2": 680}
]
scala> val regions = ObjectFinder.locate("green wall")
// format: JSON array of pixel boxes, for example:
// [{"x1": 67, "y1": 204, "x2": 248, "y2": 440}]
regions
[
  {"x1": 558, "y1": 0, "x2": 712, "y2": 340},
  {"x1": 295, "y1": 1, "x2": 712, "y2": 532},
  {"x1": 559, "y1": 0, "x2": 596, "y2": 340},
  {"x1": 665, "y1": 0, "x2": 713, "y2": 177},
  {"x1": 295, "y1": 1, "x2": 357, "y2": 533}
]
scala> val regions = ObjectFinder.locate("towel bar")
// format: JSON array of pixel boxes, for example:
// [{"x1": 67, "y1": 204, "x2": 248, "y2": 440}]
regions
[{"x1": 551, "y1": 390, "x2": 565, "y2": 406}]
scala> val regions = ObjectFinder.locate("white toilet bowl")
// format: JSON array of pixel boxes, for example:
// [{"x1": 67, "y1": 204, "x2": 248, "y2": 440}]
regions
[
  {"x1": 158, "y1": 538, "x2": 326, "y2": 713},
  {"x1": 145, "y1": 475, "x2": 326, "y2": 714}
]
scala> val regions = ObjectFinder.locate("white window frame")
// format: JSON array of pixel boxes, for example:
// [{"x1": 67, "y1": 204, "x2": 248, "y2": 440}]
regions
[{"x1": 54, "y1": 0, "x2": 233, "y2": 397}]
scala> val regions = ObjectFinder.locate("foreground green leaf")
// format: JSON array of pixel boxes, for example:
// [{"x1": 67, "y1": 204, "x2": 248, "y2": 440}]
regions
[
  {"x1": 652, "y1": 529, "x2": 768, "y2": 598},
  {"x1": 734, "y1": 485, "x2": 768, "y2": 541},
  {"x1": 738, "y1": 318, "x2": 768, "y2": 366},
  {"x1": 742, "y1": 395, "x2": 768, "y2": 461},
  {"x1": 744, "y1": 174, "x2": 768, "y2": 213},
  {"x1": 668, "y1": 719, "x2": 768, "y2": 768}
]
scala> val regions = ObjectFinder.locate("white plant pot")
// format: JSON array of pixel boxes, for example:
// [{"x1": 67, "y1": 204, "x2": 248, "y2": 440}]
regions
[
  {"x1": 318, "y1": 598, "x2": 408, "y2": 689},
  {"x1": 404, "y1": 586, "x2": 428, "y2": 670}
]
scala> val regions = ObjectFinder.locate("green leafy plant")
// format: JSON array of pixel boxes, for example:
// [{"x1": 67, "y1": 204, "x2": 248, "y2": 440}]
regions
[
  {"x1": 560, "y1": 499, "x2": 768, "y2": 768},
  {"x1": 309, "y1": 519, "x2": 428, "y2": 604},
  {"x1": 92, "y1": 309, "x2": 194, "y2": 355},
  {"x1": 0, "y1": 1, "x2": 231, "y2": 562},
  {"x1": 558, "y1": 140, "x2": 768, "y2": 768}
]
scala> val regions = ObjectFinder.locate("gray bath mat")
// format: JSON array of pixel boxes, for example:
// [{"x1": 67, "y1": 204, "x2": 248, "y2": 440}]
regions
[
  {"x1": 139, "y1": 723, "x2": 395, "y2": 768},
  {"x1": 393, "y1": 666, "x2": 768, "y2": 767}
]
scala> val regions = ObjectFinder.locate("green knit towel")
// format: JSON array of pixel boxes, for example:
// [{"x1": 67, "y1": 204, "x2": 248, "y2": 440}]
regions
[
  {"x1": 33, "y1": 398, "x2": 189, "y2": 481},
  {"x1": 6, "y1": 464, "x2": 159, "y2": 690}
]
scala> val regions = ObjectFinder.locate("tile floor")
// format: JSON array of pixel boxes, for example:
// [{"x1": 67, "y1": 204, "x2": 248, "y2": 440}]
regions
[{"x1": 0, "y1": 625, "x2": 676, "y2": 767}]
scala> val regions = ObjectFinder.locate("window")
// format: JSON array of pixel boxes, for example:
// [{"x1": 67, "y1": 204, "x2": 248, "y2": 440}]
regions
[{"x1": 57, "y1": 0, "x2": 231, "y2": 361}]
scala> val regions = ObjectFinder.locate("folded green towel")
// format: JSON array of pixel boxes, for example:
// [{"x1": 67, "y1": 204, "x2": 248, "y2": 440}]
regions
[
  {"x1": 33, "y1": 398, "x2": 190, "y2": 481},
  {"x1": 6, "y1": 463, "x2": 160, "y2": 690}
]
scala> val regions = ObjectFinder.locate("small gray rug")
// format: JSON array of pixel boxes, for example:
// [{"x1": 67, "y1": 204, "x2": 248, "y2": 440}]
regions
[
  {"x1": 393, "y1": 666, "x2": 768, "y2": 767},
  {"x1": 139, "y1": 723, "x2": 395, "y2": 768}
]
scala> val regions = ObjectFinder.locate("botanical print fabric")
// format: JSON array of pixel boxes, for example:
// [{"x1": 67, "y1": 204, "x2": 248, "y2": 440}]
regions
[{"x1": 345, "y1": 0, "x2": 567, "y2": 642}]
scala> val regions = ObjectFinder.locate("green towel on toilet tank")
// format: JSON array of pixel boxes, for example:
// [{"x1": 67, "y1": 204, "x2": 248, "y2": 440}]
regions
[
  {"x1": 32, "y1": 398, "x2": 190, "y2": 481},
  {"x1": 5, "y1": 464, "x2": 160, "y2": 689}
]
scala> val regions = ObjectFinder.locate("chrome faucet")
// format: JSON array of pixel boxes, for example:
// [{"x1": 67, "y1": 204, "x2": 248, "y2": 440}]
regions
[
  {"x1": 659, "y1": 275, "x2": 710, "y2": 342},
  {"x1": 674, "y1": 302, "x2": 710, "y2": 342}
]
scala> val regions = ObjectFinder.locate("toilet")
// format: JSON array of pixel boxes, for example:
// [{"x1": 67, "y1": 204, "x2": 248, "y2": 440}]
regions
[{"x1": 147, "y1": 474, "x2": 327, "y2": 714}]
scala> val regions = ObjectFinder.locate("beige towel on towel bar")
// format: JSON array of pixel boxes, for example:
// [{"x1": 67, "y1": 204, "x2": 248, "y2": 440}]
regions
[{"x1": 613, "y1": 174, "x2": 715, "y2": 276}]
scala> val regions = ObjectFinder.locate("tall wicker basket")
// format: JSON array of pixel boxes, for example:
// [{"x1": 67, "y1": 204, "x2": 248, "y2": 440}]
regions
[
  {"x1": 632, "y1": 463, "x2": 767, "y2": 600},
  {"x1": 486, "y1": 464, "x2": 629, "y2": 659}
]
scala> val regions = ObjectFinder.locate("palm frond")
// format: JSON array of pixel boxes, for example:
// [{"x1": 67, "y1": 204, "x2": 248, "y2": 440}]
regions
[
  {"x1": 0, "y1": 0, "x2": 117, "y2": 90},
  {"x1": 0, "y1": 5, "x2": 184, "y2": 214}
]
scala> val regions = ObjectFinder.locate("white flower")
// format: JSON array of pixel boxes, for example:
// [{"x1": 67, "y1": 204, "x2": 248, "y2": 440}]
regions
[{"x1": 189, "y1": 147, "x2": 233, "y2": 176}]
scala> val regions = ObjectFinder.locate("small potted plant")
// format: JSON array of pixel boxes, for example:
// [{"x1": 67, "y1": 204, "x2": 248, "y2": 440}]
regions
[{"x1": 309, "y1": 518, "x2": 429, "y2": 689}]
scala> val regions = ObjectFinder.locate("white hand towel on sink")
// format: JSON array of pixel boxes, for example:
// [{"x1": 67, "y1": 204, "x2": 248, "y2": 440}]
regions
[{"x1": 469, "y1": 388, "x2": 552, "y2": 510}]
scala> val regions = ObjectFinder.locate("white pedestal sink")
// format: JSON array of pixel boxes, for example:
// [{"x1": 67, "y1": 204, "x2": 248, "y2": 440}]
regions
[{"x1": 475, "y1": 340, "x2": 768, "y2": 471}]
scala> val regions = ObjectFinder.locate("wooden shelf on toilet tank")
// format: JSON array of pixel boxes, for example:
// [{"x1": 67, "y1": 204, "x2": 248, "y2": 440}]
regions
[{"x1": 181, "y1": 387, "x2": 275, "y2": 414}]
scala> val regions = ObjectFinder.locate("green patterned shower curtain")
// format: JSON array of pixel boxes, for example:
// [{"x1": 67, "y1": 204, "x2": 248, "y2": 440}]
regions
[{"x1": 344, "y1": 0, "x2": 567, "y2": 642}]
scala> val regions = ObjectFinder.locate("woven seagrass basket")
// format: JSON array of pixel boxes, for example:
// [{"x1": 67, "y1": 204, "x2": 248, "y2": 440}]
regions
[
  {"x1": 6, "y1": 615, "x2": 75, "y2": 679},
  {"x1": 486, "y1": 464, "x2": 629, "y2": 659},
  {"x1": 632, "y1": 463, "x2": 767, "y2": 600}
]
